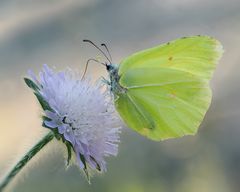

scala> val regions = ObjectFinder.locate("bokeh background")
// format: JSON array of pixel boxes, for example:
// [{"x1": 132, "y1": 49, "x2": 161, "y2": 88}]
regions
[{"x1": 0, "y1": 0, "x2": 240, "y2": 191}]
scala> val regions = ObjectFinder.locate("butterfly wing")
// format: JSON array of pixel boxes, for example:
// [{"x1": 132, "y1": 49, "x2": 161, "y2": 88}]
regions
[
  {"x1": 119, "y1": 36, "x2": 222, "y2": 80},
  {"x1": 115, "y1": 36, "x2": 223, "y2": 140}
]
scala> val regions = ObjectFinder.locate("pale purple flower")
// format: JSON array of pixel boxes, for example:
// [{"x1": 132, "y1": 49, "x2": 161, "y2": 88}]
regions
[{"x1": 27, "y1": 64, "x2": 121, "y2": 173}]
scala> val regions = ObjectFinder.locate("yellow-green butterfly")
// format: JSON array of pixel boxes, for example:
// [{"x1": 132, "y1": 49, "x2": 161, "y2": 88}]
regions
[{"x1": 83, "y1": 35, "x2": 223, "y2": 141}]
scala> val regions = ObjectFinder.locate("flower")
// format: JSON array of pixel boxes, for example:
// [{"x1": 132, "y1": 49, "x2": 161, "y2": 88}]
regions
[{"x1": 25, "y1": 64, "x2": 121, "y2": 176}]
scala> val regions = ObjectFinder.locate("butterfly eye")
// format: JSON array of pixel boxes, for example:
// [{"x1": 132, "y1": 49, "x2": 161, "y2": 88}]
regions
[{"x1": 106, "y1": 64, "x2": 111, "y2": 71}]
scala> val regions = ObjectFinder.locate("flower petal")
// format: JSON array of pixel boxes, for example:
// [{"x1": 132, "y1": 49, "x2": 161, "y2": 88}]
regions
[
  {"x1": 58, "y1": 124, "x2": 67, "y2": 134},
  {"x1": 44, "y1": 120, "x2": 58, "y2": 128},
  {"x1": 64, "y1": 128, "x2": 75, "y2": 145}
]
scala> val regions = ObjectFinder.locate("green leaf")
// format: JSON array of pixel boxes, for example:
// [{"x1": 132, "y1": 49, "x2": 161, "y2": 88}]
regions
[
  {"x1": 42, "y1": 115, "x2": 51, "y2": 122},
  {"x1": 90, "y1": 156, "x2": 101, "y2": 171},
  {"x1": 65, "y1": 142, "x2": 72, "y2": 166},
  {"x1": 34, "y1": 92, "x2": 52, "y2": 111},
  {"x1": 80, "y1": 153, "x2": 90, "y2": 182},
  {"x1": 24, "y1": 77, "x2": 40, "y2": 92}
]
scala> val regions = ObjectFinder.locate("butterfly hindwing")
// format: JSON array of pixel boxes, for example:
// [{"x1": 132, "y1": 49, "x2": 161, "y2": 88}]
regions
[{"x1": 117, "y1": 68, "x2": 211, "y2": 140}]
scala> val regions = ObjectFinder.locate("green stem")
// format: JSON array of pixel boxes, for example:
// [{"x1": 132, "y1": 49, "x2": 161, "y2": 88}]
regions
[{"x1": 0, "y1": 132, "x2": 54, "y2": 191}]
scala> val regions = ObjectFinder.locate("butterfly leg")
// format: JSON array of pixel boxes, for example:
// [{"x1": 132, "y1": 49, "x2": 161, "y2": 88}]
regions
[{"x1": 101, "y1": 76, "x2": 110, "y2": 85}]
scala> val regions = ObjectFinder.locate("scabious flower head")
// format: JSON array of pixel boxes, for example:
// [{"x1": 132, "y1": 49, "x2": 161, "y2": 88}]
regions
[{"x1": 25, "y1": 64, "x2": 121, "y2": 176}]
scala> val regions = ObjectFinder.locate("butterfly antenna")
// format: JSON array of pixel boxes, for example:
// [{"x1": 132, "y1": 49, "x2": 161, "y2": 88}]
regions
[
  {"x1": 101, "y1": 43, "x2": 112, "y2": 62},
  {"x1": 83, "y1": 39, "x2": 112, "y2": 64},
  {"x1": 81, "y1": 58, "x2": 106, "y2": 80}
]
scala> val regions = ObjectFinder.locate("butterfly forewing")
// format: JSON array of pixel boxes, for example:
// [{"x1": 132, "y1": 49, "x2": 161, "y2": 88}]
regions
[{"x1": 119, "y1": 36, "x2": 223, "y2": 80}]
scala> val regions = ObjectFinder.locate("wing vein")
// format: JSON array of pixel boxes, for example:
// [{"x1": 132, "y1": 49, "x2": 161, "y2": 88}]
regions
[
  {"x1": 127, "y1": 80, "x2": 199, "y2": 89},
  {"x1": 126, "y1": 93, "x2": 153, "y2": 129}
]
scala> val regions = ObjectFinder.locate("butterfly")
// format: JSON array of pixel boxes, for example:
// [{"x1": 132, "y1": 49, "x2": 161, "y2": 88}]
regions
[{"x1": 83, "y1": 36, "x2": 223, "y2": 141}]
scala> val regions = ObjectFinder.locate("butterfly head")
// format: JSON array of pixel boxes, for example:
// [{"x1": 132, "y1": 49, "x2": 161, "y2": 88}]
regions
[
  {"x1": 82, "y1": 40, "x2": 125, "y2": 94},
  {"x1": 82, "y1": 39, "x2": 119, "y2": 78},
  {"x1": 106, "y1": 63, "x2": 118, "y2": 72}
]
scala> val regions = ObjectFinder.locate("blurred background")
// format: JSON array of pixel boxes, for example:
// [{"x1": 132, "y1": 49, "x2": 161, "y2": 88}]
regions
[{"x1": 0, "y1": 0, "x2": 240, "y2": 191}]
